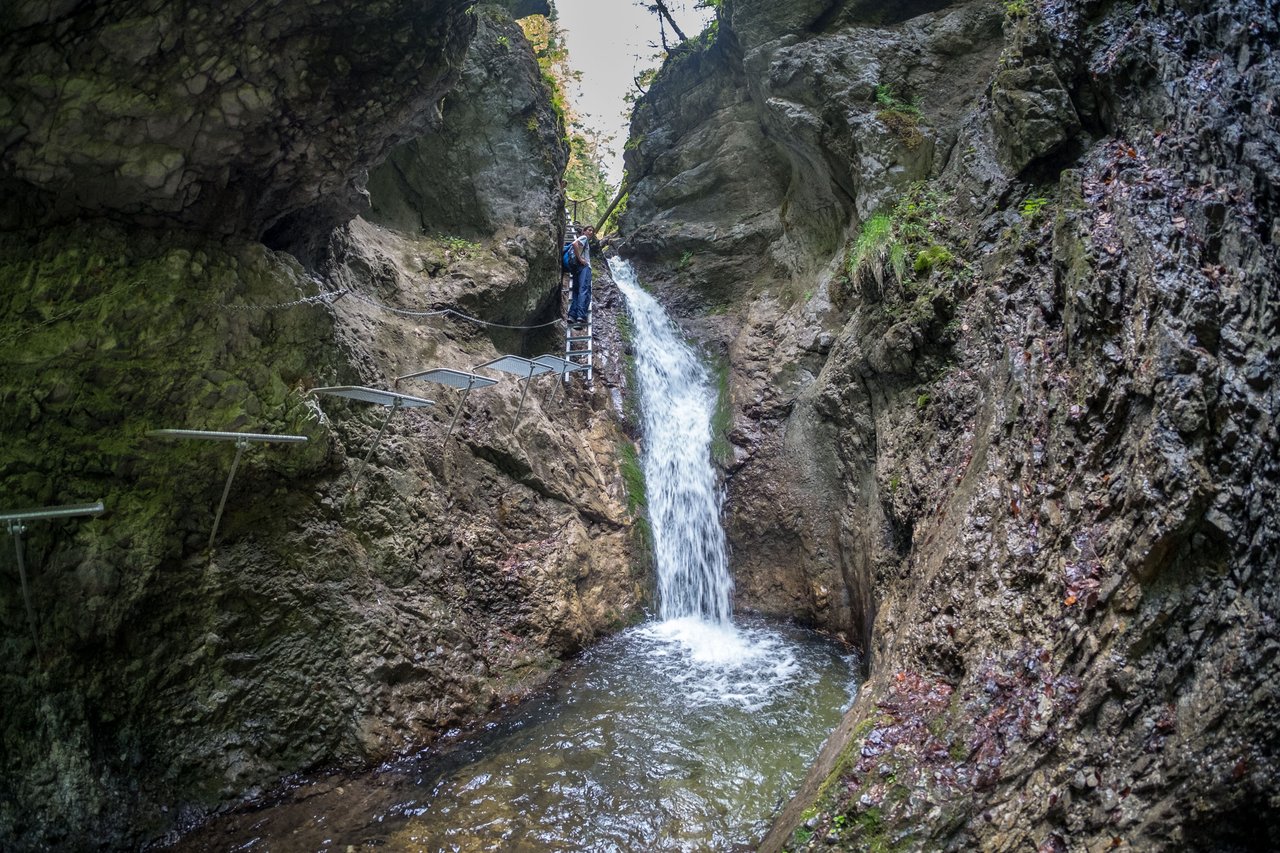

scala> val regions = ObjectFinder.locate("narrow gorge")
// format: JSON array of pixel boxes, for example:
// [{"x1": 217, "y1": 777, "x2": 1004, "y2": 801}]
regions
[{"x1": 2, "y1": 0, "x2": 1277, "y2": 851}]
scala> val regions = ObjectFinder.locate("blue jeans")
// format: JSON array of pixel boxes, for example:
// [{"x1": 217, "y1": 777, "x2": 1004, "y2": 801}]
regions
[{"x1": 569, "y1": 264, "x2": 592, "y2": 319}]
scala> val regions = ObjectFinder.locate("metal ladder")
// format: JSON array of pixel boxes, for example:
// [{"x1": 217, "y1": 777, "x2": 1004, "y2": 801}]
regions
[
  {"x1": 564, "y1": 305, "x2": 593, "y2": 382},
  {"x1": 561, "y1": 222, "x2": 594, "y2": 383}
]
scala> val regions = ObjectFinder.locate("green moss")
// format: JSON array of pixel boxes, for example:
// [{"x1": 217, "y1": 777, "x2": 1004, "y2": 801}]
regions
[
  {"x1": 618, "y1": 440, "x2": 646, "y2": 516},
  {"x1": 913, "y1": 244, "x2": 953, "y2": 274},
  {"x1": 852, "y1": 806, "x2": 896, "y2": 853},
  {"x1": 709, "y1": 358, "x2": 734, "y2": 466},
  {"x1": 613, "y1": 308, "x2": 654, "y2": 576},
  {"x1": 615, "y1": 309, "x2": 644, "y2": 431},
  {"x1": 0, "y1": 224, "x2": 337, "y2": 568},
  {"x1": 814, "y1": 713, "x2": 884, "y2": 802},
  {"x1": 876, "y1": 109, "x2": 924, "y2": 149}
]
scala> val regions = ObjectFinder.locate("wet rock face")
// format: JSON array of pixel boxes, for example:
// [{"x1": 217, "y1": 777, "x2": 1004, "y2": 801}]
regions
[
  {"x1": 367, "y1": 7, "x2": 567, "y2": 240},
  {"x1": 0, "y1": 220, "x2": 640, "y2": 850},
  {"x1": 362, "y1": 5, "x2": 569, "y2": 339},
  {"x1": 620, "y1": 0, "x2": 1278, "y2": 849},
  {"x1": 622, "y1": 0, "x2": 1005, "y2": 640},
  {"x1": 621, "y1": 0, "x2": 1003, "y2": 301},
  {"x1": 621, "y1": 36, "x2": 790, "y2": 308},
  {"x1": 0, "y1": 3, "x2": 631, "y2": 849},
  {"x1": 0, "y1": 0, "x2": 474, "y2": 237}
]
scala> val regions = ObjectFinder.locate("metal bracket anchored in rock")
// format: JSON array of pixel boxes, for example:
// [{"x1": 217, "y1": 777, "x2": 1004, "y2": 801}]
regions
[
  {"x1": 475, "y1": 355, "x2": 556, "y2": 432},
  {"x1": 1, "y1": 501, "x2": 105, "y2": 657},
  {"x1": 310, "y1": 387, "x2": 434, "y2": 499},
  {"x1": 148, "y1": 429, "x2": 308, "y2": 548},
  {"x1": 395, "y1": 367, "x2": 498, "y2": 443},
  {"x1": 533, "y1": 354, "x2": 590, "y2": 402}
]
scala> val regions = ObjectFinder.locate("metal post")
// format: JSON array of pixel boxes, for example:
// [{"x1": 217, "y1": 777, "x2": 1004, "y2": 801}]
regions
[
  {"x1": 7, "y1": 520, "x2": 40, "y2": 657},
  {"x1": 350, "y1": 399, "x2": 400, "y2": 496},
  {"x1": 209, "y1": 437, "x2": 248, "y2": 549},
  {"x1": 445, "y1": 379, "x2": 475, "y2": 443},
  {"x1": 512, "y1": 365, "x2": 535, "y2": 432},
  {"x1": 149, "y1": 430, "x2": 307, "y2": 549},
  {"x1": 558, "y1": 363, "x2": 573, "y2": 403},
  {"x1": 1, "y1": 503, "x2": 103, "y2": 658}
]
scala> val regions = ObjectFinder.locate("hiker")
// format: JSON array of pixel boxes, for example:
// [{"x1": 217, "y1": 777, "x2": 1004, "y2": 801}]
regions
[{"x1": 567, "y1": 225, "x2": 595, "y2": 326}]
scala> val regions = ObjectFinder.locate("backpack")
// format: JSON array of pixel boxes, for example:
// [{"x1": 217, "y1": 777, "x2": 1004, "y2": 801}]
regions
[{"x1": 562, "y1": 241, "x2": 580, "y2": 273}]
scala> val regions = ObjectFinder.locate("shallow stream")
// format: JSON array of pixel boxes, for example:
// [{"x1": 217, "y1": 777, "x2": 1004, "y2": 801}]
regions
[{"x1": 178, "y1": 617, "x2": 855, "y2": 851}]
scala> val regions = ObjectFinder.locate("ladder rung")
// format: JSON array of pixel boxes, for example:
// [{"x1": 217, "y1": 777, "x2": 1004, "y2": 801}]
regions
[{"x1": 565, "y1": 309, "x2": 593, "y2": 381}]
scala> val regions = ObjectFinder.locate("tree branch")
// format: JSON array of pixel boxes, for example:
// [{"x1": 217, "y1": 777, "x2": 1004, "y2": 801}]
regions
[{"x1": 647, "y1": 1, "x2": 687, "y2": 43}]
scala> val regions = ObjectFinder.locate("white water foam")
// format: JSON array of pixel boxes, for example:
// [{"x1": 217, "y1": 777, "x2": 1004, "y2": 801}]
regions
[{"x1": 635, "y1": 619, "x2": 800, "y2": 713}]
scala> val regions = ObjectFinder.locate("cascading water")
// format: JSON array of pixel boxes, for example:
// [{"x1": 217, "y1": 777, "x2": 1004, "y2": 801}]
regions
[
  {"x1": 611, "y1": 258, "x2": 734, "y2": 625},
  {"x1": 174, "y1": 261, "x2": 856, "y2": 853}
]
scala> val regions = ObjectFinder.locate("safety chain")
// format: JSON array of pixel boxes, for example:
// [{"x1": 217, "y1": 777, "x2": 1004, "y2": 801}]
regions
[
  {"x1": 222, "y1": 288, "x2": 350, "y2": 311},
  {"x1": 346, "y1": 289, "x2": 448, "y2": 318},
  {"x1": 221, "y1": 274, "x2": 567, "y2": 330},
  {"x1": 4, "y1": 267, "x2": 564, "y2": 351},
  {"x1": 345, "y1": 289, "x2": 564, "y2": 330},
  {"x1": 0, "y1": 277, "x2": 143, "y2": 349}
]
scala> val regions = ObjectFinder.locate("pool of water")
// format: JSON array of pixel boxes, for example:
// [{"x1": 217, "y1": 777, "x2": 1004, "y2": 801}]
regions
[{"x1": 175, "y1": 616, "x2": 856, "y2": 852}]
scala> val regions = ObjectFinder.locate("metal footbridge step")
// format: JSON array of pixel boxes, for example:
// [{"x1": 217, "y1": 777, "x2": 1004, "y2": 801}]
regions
[{"x1": 309, "y1": 387, "x2": 434, "y2": 499}]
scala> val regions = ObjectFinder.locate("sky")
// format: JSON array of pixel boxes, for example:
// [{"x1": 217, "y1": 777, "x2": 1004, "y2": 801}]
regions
[{"x1": 553, "y1": 0, "x2": 716, "y2": 185}]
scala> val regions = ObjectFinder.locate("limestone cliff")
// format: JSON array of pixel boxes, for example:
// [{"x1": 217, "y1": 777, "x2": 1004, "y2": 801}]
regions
[
  {"x1": 619, "y1": 0, "x2": 1278, "y2": 849},
  {"x1": 1, "y1": 2, "x2": 643, "y2": 850}
]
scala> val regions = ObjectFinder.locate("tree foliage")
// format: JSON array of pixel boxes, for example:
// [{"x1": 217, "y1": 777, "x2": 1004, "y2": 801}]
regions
[{"x1": 520, "y1": 10, "x2": 615, "y2": 225}]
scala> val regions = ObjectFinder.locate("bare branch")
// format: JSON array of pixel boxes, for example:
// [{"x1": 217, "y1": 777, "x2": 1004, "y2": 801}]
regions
[{"x1": 649, "y1": 0, "x2": 688, "y2": 42}]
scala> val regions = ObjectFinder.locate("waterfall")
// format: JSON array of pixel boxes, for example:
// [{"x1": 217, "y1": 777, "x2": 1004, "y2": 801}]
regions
[{"x1": 610, "y1": 258, "x2": 734, "y2": 625}]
